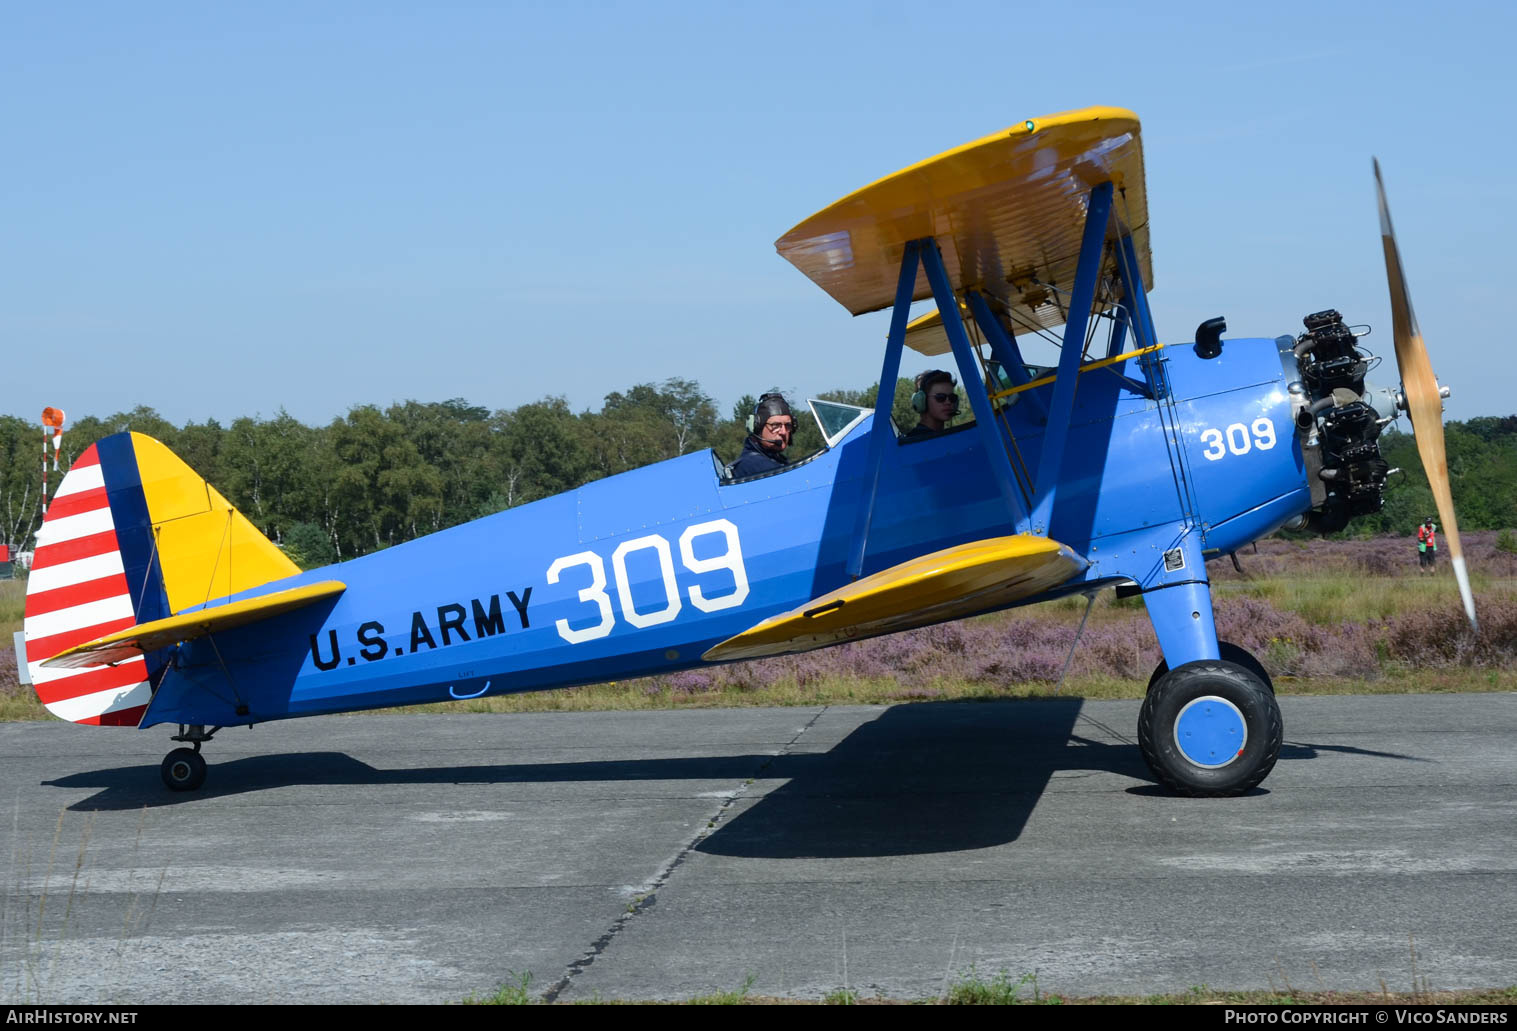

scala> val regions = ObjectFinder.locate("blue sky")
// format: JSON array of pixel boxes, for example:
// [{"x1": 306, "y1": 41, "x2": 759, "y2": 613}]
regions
[{"x1": 4, "y1": 0, "x2": 1512, "y2": 427}]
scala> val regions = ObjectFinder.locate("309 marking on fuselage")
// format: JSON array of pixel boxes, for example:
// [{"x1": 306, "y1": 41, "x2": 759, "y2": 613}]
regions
[
  {"x1": 1198, "y1": 419, "x2": 1276, "y2": 461},
  {"x1": 547, "y1": 518, "x2": 749, "y2": 644}
]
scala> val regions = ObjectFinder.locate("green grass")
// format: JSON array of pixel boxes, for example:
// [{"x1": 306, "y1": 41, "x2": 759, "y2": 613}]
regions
[
  {"x1": 685, "y1": 973, "x2": 757, "y2": 1005},
  {"x1": 1, "y1": 579, "x2": 23, "y2": 638},
  {"x1": 463, "y1": 971, "x2": 534, "y2": 1005},
  {"x1": 1215, "y1": 575, "x2": 1488, "y2": 625},
  {"x1": 452, "y1": 951, "x2": 1517, "y2": 1006},
  {"x1": 1040, "y1": 573, "x2": 1510, "y2": 625},
  {"x1": 459, "y1": 982, "x2": 1517, "y2": 1005},
  {"x1": 944, "y1": 967, "x2": 1045, "y2": 1004}
]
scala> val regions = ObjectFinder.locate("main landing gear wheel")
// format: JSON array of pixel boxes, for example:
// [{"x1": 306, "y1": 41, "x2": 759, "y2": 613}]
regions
[
  {"x1": 1147, "y1": 641, "x2": 1274, "y2": 694},
  {"x1": 1139, "y1": 660, "x2": 1282, "y2": 797},
  {"x1": 161, "y1": 747, "x2": 207, "y2": 792}
]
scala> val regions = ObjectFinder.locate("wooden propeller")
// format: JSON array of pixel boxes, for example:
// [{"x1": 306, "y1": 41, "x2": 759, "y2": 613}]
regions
[{"x1": 1375, "y1": 160, "x2": 1477, "y2": 629}]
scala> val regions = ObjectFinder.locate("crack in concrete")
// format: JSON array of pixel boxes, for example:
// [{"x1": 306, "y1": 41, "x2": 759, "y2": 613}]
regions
[{"x1": 538, "y1": 706, "x2": 830, "y2": 1003}]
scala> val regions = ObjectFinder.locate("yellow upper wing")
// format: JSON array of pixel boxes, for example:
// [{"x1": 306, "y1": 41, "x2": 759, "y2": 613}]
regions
[{"x1": 774, "y1": 106, "x2": 1150, "y2": 332}]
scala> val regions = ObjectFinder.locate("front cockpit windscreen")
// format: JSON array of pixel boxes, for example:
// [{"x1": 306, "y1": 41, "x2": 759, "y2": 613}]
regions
[{"x1": 808, "y1": 399, "x2": 871, "y2": 447}]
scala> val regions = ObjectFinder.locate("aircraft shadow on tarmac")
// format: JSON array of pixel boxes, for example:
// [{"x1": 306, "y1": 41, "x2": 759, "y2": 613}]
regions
[{"x1": 43, "y1": 700, "x2": 1427, "y2": 857}]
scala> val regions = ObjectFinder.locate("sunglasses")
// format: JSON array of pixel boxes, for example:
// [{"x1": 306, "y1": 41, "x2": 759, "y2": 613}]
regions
[{"x1": 930, "y1": 392, "x2": 956, "y2": 403}]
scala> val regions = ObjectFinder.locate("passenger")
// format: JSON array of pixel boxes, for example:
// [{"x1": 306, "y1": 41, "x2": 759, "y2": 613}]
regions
[
  {"x1": 729, "y1": 392, "x2": 795, "y2": 478},
  {"x1": 904, "y1": 369, "x2": 959, "y2": 439}
]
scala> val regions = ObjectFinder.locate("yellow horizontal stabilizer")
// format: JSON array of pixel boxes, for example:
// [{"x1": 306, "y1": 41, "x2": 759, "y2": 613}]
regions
[
  {"x1": 775, "y1": 106, "x2": 1150, "y2": 329},
  {"x1": 703, "y1": 536, "x2": 1085, "y2": 663},
  {"x1": 42, "y1": 580, "x2": 347, "y2": 670}
]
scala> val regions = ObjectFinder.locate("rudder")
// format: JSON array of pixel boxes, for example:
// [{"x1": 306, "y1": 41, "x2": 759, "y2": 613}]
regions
[{"x1": 22, "y1": 431, "x2": 299, "y2": 726}]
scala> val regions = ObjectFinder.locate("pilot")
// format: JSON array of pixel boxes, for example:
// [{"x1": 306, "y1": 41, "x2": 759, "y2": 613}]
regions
[
  {"x1": 729, "y1": 392, "x2": 795, "y2": 478},
  {"x1": 904, "y1": 369, "x2": 959, "y2": 439}
]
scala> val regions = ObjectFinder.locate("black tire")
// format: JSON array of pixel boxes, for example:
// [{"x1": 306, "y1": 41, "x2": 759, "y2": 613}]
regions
[
  {"x1": 1147, "y1": 641, "x2": 1273, "y2": 694},
  {"x1": 1138, "y1": 660, "x2": 1282, "y2": 797},
  {"x1": 161, "y1": 748, "x2": 207, "y2": 792}
]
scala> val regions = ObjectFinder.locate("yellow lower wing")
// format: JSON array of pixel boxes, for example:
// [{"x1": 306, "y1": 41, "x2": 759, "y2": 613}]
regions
[
  {"x1": 42, "y1": 581, "x2": 347, "y2": 670},
  {"x1": 703, "y1": 536, "x2": 1085, "y2": 662}
]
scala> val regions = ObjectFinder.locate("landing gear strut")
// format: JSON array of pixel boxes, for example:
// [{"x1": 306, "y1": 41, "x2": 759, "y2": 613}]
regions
[{"x1": 160, "y1": 725, "x2": 219, "y2": 792}]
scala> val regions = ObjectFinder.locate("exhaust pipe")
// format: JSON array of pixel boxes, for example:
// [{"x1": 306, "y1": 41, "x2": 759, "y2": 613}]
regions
[{"x1": 1194, "y1": 317, "x2": 1226, "y2": 359}]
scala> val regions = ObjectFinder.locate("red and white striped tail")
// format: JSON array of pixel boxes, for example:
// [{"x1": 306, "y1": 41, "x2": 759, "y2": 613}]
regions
[{"x1": 23, "y1": 445, "x2": 152, "y2": 726}]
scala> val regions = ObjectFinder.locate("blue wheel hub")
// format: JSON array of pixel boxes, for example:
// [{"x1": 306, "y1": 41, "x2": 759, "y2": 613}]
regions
[{"x1": 1173, "y1": 695, "x2": 1247, "y2": 769}]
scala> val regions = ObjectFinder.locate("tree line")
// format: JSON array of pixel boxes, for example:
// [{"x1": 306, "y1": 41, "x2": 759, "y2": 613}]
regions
[
  {"x1": 1362, "y1": 415, "x2": 1517, "y2": 536},
  {"x1": 0, "y1": 378, "x2": 922, "y2": 567},
  {"x1": 0, "y1": 383, "x2": 1509, "y2": 569}
]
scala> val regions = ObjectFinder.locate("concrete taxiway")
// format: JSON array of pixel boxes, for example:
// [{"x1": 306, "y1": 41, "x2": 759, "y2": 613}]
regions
[{"x1": 2, "y1": 694, "x2": 1514, "y2": 1003}]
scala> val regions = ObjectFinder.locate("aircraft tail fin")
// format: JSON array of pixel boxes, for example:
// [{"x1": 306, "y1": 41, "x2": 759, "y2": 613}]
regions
[{"x1": 22, "y1": 432, "x2": 299, "y2": 726}]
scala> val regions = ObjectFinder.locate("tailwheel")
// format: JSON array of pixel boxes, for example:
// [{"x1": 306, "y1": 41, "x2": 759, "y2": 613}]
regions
[
  {"x1": 161, "y1": 747, "x2": 207, "y2": 792},
  {"x1": 1138, "y1": 659, "x2": 1282, "y2": 797}
]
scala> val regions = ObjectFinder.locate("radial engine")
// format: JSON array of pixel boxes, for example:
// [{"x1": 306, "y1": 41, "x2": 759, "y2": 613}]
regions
[{"x1": 1283, "y1": 308, "x2": 1405, "y2": 534}]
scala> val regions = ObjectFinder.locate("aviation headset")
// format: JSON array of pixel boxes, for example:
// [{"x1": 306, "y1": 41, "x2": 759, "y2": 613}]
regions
[
  {"x1": 911, "y1": 371, "x2": 960, "y2": 414},
  {"x1": 746, "y1": 392, "x2": 793, "y2": 434}
]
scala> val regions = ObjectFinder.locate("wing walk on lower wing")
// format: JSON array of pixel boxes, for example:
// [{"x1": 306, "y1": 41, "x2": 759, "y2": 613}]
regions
[
  {"x1": 703, "y1": 536, "x2": 1086, "y2": 662},
  {"x1": 41, "y1": 580, "x2": 347, "y2": 670}
]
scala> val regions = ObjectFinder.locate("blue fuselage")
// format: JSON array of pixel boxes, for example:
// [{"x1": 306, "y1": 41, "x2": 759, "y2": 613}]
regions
[{"x1": 144, "y1": 338, "x2": 1310, "y2": 728}]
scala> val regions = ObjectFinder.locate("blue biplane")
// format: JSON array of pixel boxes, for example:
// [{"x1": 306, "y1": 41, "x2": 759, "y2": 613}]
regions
[{"x1": 18, "y1": 106, "x2": 1476, "y2": 796}]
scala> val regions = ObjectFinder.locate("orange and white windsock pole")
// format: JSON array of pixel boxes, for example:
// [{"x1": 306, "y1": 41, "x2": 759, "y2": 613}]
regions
[{"x1": 40, "y1": 407, "x2": 65, "y2": 515}]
